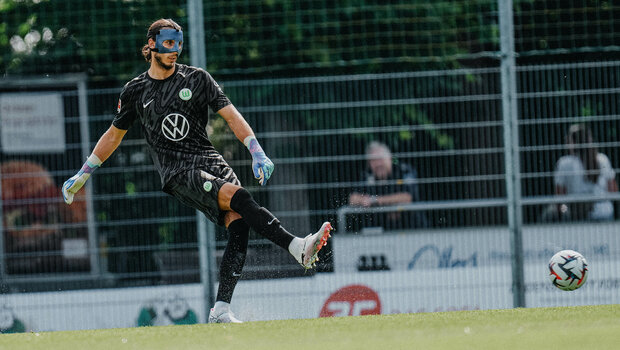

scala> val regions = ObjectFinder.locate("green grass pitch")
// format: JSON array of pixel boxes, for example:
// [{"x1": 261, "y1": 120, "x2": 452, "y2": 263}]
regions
[{"x1": 2, "y1": 305, "x2": 619, "y2": 350}]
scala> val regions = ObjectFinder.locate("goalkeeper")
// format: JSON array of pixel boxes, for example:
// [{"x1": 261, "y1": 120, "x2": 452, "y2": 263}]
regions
[{"x1": 61, "y1": 18, "x2": 332, "y2": 324}]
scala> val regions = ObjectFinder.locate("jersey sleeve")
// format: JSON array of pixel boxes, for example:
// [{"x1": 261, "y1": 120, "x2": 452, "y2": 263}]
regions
[
  {"x1": 553, "y1": 156, "x2": 572, "y2": 187},
  {"x1": 597, "y1": 153, "x2": 616, "y2": 181},
  {"x1": 112, "y1": 84, "x2": 138, "y2": 130},
  {"x1": 203, "y1": 71, "x2": 232, "y2": 113}
]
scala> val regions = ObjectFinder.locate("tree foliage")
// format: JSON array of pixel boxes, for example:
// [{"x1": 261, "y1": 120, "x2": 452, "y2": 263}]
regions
[
  {"x1": 2, "y1": 1, "x2": 618, "y2": 81},
  {"x1": 0, "y1": 0, "x2": 186, "y2": 81}
]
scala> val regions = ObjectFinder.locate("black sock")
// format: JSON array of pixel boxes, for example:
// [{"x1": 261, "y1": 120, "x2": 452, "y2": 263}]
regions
[
  {"x1": 216, "y1": 219, "x2": 249, "y2": 303},
  {"x1": 229, "y1": 188, "x2": 295, "y2": 250}
]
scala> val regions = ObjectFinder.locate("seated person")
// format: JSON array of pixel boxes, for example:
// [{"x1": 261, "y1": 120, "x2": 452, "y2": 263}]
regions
[
  {"x1": 544, "y1": 124, "x2": 618, "y2": 222},
  {"x1": 348, "y1": 141, "x2": 428, "y2": 231},
  {"x1": 1, "y1": 160, "x2": 89, "y2": 273}
]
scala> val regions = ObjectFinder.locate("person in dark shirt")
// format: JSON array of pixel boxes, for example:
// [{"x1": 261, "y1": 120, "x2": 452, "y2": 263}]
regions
[
  {"x1": 349, "y1": 141, "x2": 428, "y2": 231},
  {"x1": 61, "y1": 18, "x2": 332, "y2": 323}
]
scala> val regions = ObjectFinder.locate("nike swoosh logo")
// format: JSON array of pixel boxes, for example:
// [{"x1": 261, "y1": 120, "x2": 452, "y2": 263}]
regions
[
  {"x1": 143, "y1": 99, "x2": 154, "y2": 108},
  {"x1": 232, "y1": 272, "x2": 241, "y2": 277},
  {"x1": 267, "y1": 218, "x2": 276, "y2": 225}
]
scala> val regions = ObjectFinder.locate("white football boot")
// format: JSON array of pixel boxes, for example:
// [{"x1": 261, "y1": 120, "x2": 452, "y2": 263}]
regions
[
  {"x1": 208, "y1": 308, "x2": 243, "y2": 324},
  {"x1": 297, "y1": 222, "x2": 333, "y2": 269}
]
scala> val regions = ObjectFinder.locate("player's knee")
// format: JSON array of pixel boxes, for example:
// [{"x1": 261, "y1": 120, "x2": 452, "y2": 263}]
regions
[
  {"x1": 218, "y1": 182, "x2": 243, "y2": 208},
  {"x1": 225, "y1": 211, "x2": 243, "y2": 227},
  {"x1": 229, "y1": 187, "x2": 256, "y2": 213}
]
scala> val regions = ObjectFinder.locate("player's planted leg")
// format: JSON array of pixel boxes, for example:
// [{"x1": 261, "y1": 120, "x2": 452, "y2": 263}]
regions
[
  {"x1": 209, "y1": 301, "x2": 242, "y2": 324},
  {"x1": 209, "y1": 218, "x2": 249, "y2": 323}
]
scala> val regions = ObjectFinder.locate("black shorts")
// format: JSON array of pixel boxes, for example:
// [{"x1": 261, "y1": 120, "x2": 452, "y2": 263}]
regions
[{"x1": 165, "y1": 160, "x2": 241, "y2": 226}]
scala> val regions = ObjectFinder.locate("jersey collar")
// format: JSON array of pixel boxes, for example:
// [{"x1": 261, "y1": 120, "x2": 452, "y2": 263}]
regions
[{"x1": 146, "y1": 64, "x2": 179, "y2": 82}]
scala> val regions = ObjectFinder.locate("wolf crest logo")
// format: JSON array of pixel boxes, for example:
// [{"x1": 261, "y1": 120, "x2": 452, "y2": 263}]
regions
[
  {"x1": 161, "y1": 113, "x2": 189, "y2": 141},
  {"x1": 179, "y1": 88, "x2": 192, "y2": 101}
]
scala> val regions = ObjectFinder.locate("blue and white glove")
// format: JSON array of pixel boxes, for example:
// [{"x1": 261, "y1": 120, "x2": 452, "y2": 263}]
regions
[
  {"x1": 62, "y1": 154, "x2": 102, "y2": 204},
  {"x1": 244, "y1": 136, "x2": 274, "y2": 186}
]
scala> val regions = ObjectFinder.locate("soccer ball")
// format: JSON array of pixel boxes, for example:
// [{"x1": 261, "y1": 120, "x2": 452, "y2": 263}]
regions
[{"x1": 548, "y1": 250, "x2": 588, "y2": 291}]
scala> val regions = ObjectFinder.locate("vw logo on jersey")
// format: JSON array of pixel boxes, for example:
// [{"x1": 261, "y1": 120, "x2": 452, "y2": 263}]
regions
[
  {"x1": 161, "y1": 113, "x2": 190, "y2": 141},
  {"x1": 179, "y1": 88, "x2": 192, "y2": 101}
]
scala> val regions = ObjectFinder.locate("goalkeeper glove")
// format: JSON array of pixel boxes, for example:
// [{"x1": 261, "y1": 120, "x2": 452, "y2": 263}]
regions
[
  {"x1": 244, "y1": 136, "x2": 274, "y2": 186},
  {"x1": 62, "y1": 154, "x2": 102, "y2": 204}
]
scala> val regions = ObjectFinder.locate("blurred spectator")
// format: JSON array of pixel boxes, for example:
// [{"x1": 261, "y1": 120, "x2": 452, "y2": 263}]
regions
[
  {"x1": 542, "y1": 124, "x2": 618, "y2": 222},
  {"x1": 348, "y1": 141, "x2": 428, "y2": 231},
  {"x1": 1, "y1": 160, "x2": 88, "y2": 273}
]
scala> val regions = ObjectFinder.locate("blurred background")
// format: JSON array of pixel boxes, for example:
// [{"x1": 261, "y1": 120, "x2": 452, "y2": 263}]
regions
[{"x1": 0, "y1": 0, "x2": 619, "y2": 332}]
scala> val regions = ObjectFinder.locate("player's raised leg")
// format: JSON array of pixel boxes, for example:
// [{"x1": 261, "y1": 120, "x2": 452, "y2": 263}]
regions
[
  {"x1": 292, "y1": 221, "x2": 333, "y2": 269},
  {"x1": 218, "y1": 183, "x2": 333, "y2": 269}
]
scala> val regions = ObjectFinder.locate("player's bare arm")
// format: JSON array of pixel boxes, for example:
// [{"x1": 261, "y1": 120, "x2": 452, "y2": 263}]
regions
[
  {"x1": 92, "y1": 125, "x2": 127, "y2": 162},
  {"x1": 61, "y1": 125, "x2": 127, "y2": 204},
  {"x1": 218, "y1": 104, "x2": 275, "y2": 186},
  {"x1": 217, "y1": 104, "x2": 254, "y2": 142}
]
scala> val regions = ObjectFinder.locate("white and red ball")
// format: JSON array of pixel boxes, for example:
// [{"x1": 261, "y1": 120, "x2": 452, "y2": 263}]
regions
[{"x1": 548, "y1": 249, "x2": 588, "y2": 291}]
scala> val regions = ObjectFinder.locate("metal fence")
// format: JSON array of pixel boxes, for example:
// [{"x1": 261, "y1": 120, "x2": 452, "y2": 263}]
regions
[
  {"x1": 0, "y1": 0, "x2": 620, "y2": 332},
  {"x1": 2, "y1": 60, "x2": 620, "y2": 329}
]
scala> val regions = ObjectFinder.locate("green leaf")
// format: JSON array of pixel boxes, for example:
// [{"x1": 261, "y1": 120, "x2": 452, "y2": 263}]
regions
[{"x1": 0, "y1": 0, "x2": 16, "y2": 12}]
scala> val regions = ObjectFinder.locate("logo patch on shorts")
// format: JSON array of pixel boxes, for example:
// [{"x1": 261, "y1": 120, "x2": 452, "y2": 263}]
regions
[
  {"x1": 203, "y1": 181, "x2": 213, "y2": 192},
  {"x1": 179, "y1": 88, "x2": 192, "y2": 101}
]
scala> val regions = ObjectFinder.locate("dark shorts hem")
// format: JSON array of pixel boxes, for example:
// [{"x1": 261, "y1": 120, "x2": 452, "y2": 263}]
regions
[{"x1": 165, "y1": 166, "x2": 241, "y2": 226}]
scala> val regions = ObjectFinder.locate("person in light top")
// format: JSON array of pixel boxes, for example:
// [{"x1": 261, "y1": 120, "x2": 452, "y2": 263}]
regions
[{"x1": 550, "y1": 124, "x2": 618, "y2": 221}]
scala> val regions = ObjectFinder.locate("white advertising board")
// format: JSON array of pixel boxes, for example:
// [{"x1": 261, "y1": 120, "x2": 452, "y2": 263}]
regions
[
  {"x1": 0, "y1": 284, "x2": 206, "y2": 332},
  {"x1": 230, "y1": 266, "x2": 513, "y2": 322},
  {"x1": 333, "y1": 226, "x2": 510, "y2": 273},
  {"x1": 0, "y1": 267, "x2": 511, "y2": 332},
  {"x1": 333, "y1": 222, "x2": 620, "y2": 272},
  {"x1": 1, "y1": 222, "x2": 618, "y2": 332},
  {"x1": 1, "y1": 261, "x2": 618, "y2": 332},
  {"x1": 0, "y1": 92, "x2": 66, "y2": 153}
]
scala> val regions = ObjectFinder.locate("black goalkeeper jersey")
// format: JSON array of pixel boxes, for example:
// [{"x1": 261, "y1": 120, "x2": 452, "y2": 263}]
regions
[{"x1": 112, "y1": 64, "x2": 232, "y2": 188}]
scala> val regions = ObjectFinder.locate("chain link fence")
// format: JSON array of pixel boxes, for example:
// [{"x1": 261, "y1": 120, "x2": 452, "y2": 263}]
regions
[{"x1": 0, "y1": 0, "x2": 619, "y2": 331}]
